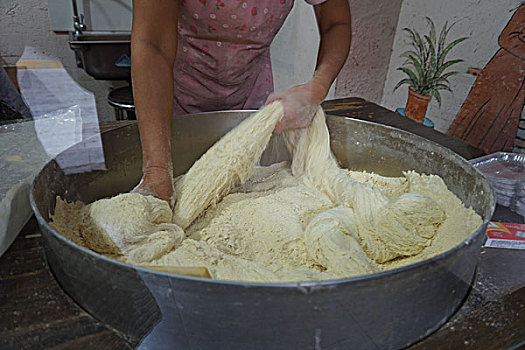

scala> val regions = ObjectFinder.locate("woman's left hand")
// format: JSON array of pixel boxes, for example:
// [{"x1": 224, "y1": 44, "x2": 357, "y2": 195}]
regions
[{"x1": 266, "y1": 79, "x2": 328, "y2": 134}]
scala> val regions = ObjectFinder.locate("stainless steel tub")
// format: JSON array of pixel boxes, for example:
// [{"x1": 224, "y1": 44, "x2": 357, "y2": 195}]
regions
[{"x1": 30, "y1": 111, "x2": 495, "y2": 349}]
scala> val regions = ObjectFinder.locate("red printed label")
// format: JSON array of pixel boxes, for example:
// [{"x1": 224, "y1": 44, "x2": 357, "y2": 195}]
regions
[{"x1": 485, "y1": 222, "x2": 525, "y2": 249}]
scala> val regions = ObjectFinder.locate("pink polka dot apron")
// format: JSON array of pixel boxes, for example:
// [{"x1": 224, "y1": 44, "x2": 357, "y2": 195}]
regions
[{"x1": 174, "y1": 0, "x2": 324, "y2": 114}]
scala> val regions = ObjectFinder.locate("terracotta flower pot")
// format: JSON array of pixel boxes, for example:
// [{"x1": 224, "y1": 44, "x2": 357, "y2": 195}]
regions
[{"x1": 405, "y1": 86, "x2": 431, "y2": 123}]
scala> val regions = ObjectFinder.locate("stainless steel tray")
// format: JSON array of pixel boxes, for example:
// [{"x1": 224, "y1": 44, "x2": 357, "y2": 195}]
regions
[
  {"x1": 469, "y1": 152, "x2": 525, "y2": 183},
  {"x1": 470, "y1": 152, "x2": 525, "y2": 212}
]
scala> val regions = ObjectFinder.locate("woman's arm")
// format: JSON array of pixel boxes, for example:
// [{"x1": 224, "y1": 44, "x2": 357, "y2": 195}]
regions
[
  {"x1": 271, "y1": 0, "x2": 351, "y2": 133},
  {"x1": 131, "y1": 0, "x2": 179, "y2": 205},
  {"x1": 312, "y1": 0, "x2": 352, "y2": 100}
]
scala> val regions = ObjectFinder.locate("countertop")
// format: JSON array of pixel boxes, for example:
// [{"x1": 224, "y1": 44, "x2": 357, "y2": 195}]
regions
[{"x1": 1, "y1": 97, "x2": 524, "y2": 349}]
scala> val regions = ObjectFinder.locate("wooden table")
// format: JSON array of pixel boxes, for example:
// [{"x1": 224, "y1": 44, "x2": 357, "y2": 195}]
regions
[{"x1": 1, "y1": 98, "x2": 524, "y2": 349}]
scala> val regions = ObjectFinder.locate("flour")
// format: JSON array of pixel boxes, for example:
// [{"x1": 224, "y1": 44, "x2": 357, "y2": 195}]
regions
[{"x1": 51, "y1": 103, "x2": 483, "y2": 282}]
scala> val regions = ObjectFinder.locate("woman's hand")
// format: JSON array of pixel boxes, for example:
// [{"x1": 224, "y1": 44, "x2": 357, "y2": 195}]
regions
[
  {"x1": 132, "y1": 166, "x2": 175, "y2": 208},
  {"x1": 267, "y1": 79, "x2": 328, "y2": 134},
  {"x1": 267, "y1": 0, "x2": 351, "y2": 134}
]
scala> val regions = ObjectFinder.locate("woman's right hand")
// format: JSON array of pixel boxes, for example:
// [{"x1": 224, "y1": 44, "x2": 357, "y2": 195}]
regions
[{"x1": 132, "y1": 166, "x2": 175, "y2": 209}]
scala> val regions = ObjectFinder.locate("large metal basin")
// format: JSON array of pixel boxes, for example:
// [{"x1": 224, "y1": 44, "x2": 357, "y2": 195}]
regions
[{"x1": 30, "y1": 111, "x2": 494, "y2": 349}]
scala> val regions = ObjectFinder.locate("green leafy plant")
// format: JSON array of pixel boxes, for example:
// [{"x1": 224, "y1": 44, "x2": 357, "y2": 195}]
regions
[{"x1": 394, "y1": 17, "x2": 468, "y2": 106}]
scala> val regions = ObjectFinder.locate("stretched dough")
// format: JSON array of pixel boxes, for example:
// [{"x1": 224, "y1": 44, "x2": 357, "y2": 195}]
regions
[
  {"x1": 51, "y1": 103, "x2": 482, "y2": 282},
  {"x1": 173, "y1": 102, "x2": 283, "y2": 229},
  {"x1": 304, "y1": 206, "x2": 377, "y2": 276},
  {"x1": 284, "y1": 108, "x2": 446, "y2": 263}
]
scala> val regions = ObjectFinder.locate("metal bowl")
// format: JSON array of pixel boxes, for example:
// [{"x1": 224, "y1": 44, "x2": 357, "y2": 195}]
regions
[{"x1": 30, "y1": 111, "x2": 494, "y2": 349}]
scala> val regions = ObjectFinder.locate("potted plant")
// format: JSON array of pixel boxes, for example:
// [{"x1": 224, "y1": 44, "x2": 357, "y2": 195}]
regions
[{"x1": 394, "y1": 18, "x2": 468, "y2": 123}]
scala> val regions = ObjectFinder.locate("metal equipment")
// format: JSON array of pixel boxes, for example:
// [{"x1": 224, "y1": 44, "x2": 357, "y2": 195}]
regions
[
  {"x1": 65, "y1": 0, "x2": 132, "y2": 81},
  {"x1": 31, "y1": 112, "x2": 495, "y2": 349}
]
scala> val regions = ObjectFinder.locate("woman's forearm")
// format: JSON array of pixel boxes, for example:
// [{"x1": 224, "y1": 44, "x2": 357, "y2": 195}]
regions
[
  {"x1": 131, "y1": 0, "x2": 179, "y2": 171},
  {"x1": 312, "y1": 0, "x2": 352, "y2": 101},
  {"x1": 132, "y1": 42, "x2": 175, "y2": 169}
]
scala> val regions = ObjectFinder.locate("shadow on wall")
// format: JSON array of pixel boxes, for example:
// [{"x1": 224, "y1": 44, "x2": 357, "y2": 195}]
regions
[{"x1": 447, "y1": 3, "x2": 525, "y2": 154}]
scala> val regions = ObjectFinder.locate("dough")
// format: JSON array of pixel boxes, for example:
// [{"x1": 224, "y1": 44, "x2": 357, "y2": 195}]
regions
[
  {"x1": 304, "y1": 206, "x2": 377, "y2": 276},
  {"x1": 51, "y1": 103, "x2": 483, "y2": 282},
  {"x1": 283, "y1": 108, "x2": 446, "y2": 263},
  {"x1": 52, "y1": 193, "x2": 184, "y2": 264},
  {"x1": 173, "y1": 101, "x2": 283, "y2": 229}
]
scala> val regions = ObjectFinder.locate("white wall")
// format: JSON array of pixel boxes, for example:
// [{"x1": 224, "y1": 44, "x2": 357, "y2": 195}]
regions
[
  {"x1": 335, "y1": 0, "x2": 403, "y2": 103},
  {"x1": 381, "y1": 0, "x2": 522, "y2": 132}
]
